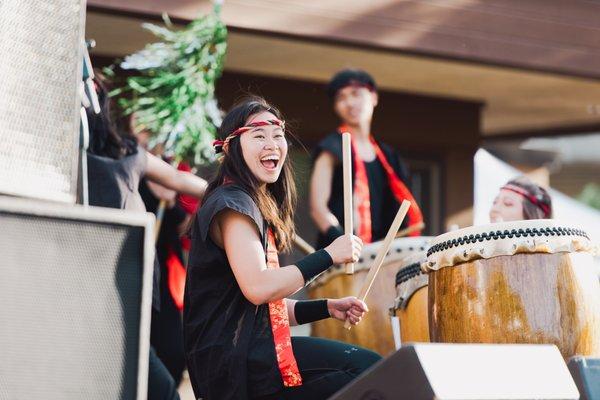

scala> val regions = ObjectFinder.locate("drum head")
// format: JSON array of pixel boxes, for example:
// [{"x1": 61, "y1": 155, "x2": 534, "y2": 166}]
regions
[{"x1": 425, "y1": 220, "x2": 591, "y2": 271}]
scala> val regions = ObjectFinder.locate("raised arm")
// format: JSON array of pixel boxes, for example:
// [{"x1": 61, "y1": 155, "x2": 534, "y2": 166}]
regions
[
  {"x1": 216, "y1": 209, "x2": 361, "y2": 306},
  {"x1": 309, "y1": 152, "x2": 341, "y2": 233},
  {"x1": 218, "y1": 210, "x2": 305, "y2": 305},
  {"x1": 144, "y1": 151, "x2": 208, "y2": 199}
]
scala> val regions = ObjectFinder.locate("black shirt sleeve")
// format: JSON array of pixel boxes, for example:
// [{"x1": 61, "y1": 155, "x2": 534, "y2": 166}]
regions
[
  {"x1": 197, "y1": 185, "x2": 265, "y2": 243},
  {"x1": 313, "y1": 132, "x2": 343, "y2": 163}
]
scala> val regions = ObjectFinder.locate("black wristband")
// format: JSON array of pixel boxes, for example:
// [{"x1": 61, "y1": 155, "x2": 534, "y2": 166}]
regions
[
  {"x1": 325, "y1": 224, "x2": 344, "y2": 244},
  {"x1": 294, "y1": 299, "x2": 330, "y2": 325},
  {"x1": 295, "y1": 249, "x2": 333, "y2": 283}
]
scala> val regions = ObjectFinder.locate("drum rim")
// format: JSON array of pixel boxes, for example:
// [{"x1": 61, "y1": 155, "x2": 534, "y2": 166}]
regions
[
  {"x1": 427, "y1": 224, "x2": 589, "y2": 258},
  {"x1": 395, "y1": 262, "x2": 424, "y2": 286},
  {"x1": 429, "y1": 220, "x2": 583, "y2": 245},
  {"x1": 425, "y1": 222, "x2": 591, "y2": 271},
  {"x1": 394, "y1": 272, "x2": 428, "y2": 310}
]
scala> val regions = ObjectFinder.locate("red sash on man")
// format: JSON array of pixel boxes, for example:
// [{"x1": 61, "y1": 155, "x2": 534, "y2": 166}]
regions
[
  {"x1": 266, "y1": 229, "x2": 303, "y2": 387},
  {"x1": 339, "y1": 125, "x2": 423, "y2": 243}
]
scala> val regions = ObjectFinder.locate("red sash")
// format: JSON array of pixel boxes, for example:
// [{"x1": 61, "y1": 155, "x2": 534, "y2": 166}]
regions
[
  {"x1": 266, "y1": 229, "x2": 303, "y2": 387},
  {"x1": 340, "y1": 126, "x2": 424, "y2": 243},
  {"x1": 165, "y1": 249, "x2": 186, "y2": 310}
]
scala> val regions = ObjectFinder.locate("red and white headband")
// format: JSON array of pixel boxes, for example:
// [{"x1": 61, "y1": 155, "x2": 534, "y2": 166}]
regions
[
  {"x1": 213, "y1": 118, "x2": 284, "y2": 154},
  {"x1": 501, "y1": 184, "x2": 550, "y2": 217}
]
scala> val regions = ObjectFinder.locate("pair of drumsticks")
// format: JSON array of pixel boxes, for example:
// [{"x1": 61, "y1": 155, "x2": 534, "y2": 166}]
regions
[{"x1": 294, "y1": 132, "x2": 413, "y2": 330}]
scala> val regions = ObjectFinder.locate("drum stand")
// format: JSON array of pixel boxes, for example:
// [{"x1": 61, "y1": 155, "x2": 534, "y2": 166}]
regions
[{"x1": 390, "y1": 307, "x2": 402, "y2": 350}]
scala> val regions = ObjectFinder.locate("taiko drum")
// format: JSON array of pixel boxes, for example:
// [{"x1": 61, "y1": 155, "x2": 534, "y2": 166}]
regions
[
  {"x1": 394, "y1": 261, "x2": 430, "y2": 344},
  {"x1": 308, "y1": 237, "x2": 432, "y2": 356},
  {"x1": 425, "y1": 220, "x2": 600, "y2": 359}
]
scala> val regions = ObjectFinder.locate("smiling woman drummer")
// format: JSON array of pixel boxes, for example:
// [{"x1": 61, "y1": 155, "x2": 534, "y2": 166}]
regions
[{"x1": 183, "y1": 97, "x2": 382, "y2": 400}]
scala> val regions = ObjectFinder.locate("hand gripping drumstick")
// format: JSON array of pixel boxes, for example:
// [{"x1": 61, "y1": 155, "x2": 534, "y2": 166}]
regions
[
  {"x1": 344, "y1": 200, "x2": 411, "y2": 330},
  {"x1": 342, "y1": 132, "x2": 354, "y2": 274}
]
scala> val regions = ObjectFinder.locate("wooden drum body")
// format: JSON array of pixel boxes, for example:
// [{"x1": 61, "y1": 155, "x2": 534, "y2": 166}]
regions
[
  {"x1": 308, "y1": 237, "x2": 432, "y2": 356},
  {"x1": 425, "y1": 220, "x2": 600, "y2": 359},
  {"x1": 394, "y1": 262, "x2": 429, "y2": 343}
]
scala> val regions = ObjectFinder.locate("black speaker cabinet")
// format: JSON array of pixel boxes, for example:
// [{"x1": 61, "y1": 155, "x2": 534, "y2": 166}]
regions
[
  {"x1": 0, "y1": 0, "x2": 86, "y2": 203},
  {"x1": 331, "y1": 343, "x2": 579, "y2": 400},
  {"x1": 0, "y1": 196, "x2": 154, "y2": 399},
  {"x1": 568, "y1": 357, "x2": 600, "y2": 400}
]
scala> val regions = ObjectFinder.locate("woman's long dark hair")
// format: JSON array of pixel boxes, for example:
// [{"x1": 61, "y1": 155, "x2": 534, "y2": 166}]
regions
[
  {"x1": 86, "y1": 71, "x2": 138, "y2": 159},
  {"x1": 205, "y1": 96, "x2": 297, "y2": 251}
]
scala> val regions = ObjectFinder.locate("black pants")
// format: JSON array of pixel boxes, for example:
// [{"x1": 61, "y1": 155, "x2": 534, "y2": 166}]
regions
[
  {"x1": 148, "y1": 346, "x2": 180, "y2": 400},
  {"x1": 255, "y1": 336, "x2": 382, "y2": 400},
  {"x1": 151, "y1": 289, "x2": 185, "y2": 385}
]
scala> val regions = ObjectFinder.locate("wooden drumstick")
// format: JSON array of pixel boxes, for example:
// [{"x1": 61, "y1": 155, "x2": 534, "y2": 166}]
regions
[
  {"x1": 344, "y1": 200, "x2": 411, "y2": 330},
  {"x1": 394, "y1": 221, "x2": 425, "y2": 239},
  {"x1": 154, "y1": 199, "x2": 167, "y2": 243},
  {"x1": 342, "y1": 132, "x2": 354, "y2": 274},
  {"x1": 293, "y1": 234, "x2": 316, "y2": 255}
]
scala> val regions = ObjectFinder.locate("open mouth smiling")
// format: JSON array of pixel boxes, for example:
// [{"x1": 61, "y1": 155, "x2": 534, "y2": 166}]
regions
[{"x1": 260, "y1": 154, "x2": 280, "y2": 170}]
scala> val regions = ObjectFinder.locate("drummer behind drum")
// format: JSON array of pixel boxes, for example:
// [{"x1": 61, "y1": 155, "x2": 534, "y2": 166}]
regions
[
  {"x1": 489, "y1": 177, "x2": 553, "y2": 222},
  {"x1": 309, "y1": 69, "x2": 424, "y2": 250}
]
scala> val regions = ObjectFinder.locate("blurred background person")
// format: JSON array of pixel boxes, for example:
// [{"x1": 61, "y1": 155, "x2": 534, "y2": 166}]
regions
[
  {"x1": 309, "y1": 69, "x2": 424, "y2": 250},
  {"x1": 489, "y1": 176, "x2": 553, "y2": 222},
  {"x1": 132, "y1": 114, "x2": 199, "y2": 387},
  {"x1": 85, "y1": 73, "x2": 207, "y2": 400}
]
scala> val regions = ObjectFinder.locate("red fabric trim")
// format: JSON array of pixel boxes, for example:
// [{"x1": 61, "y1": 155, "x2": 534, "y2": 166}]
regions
[
  {"x1": 266, "y1": 229, "x2": 303, "y2": 387},
  {"x1": 371, "y1": 139, "x2": 424, "y2": 236},
  {"x1": 338, "y1": 81, "x2": 375, "y2": 94},
  {"x1": 350, "y1": 139, "x2": 372, "y2": 243},
  {"x1": 339, "y1": 126, "x2": 424, "y2": 241},
  {"x1": 165, "y1": 248, "x2": 186, "y2": 311}
]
